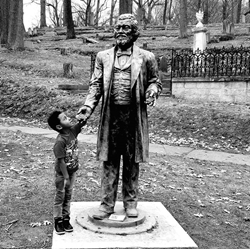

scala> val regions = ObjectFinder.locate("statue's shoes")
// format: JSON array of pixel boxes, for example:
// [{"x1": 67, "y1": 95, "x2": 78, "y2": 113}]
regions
[
  {"x1": 92, "y1": 210, "x2": 112, "y2": 220},
  {"x1": 126, "y1": 208, "x2": 138, "y2": 218}
]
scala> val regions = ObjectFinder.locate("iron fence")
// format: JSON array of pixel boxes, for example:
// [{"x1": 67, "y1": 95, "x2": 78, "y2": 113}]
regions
[{"x1": 171, "y1": 46, "x2": 250, "y2": 78}]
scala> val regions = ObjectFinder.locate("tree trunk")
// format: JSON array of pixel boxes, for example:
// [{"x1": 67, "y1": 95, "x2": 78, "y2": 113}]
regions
[
  {"x1": 55, "y1": 0, "x2": 60, "y2": 27},
  {"x1": 147, "y1": 1, "x2": 155, "y2": 25},
  {"x1": 179, "y1": 0, "x2": 188, "y2": 38},
  {"x1": 95, "y1": 0, "x2": 100, "y2": 26},
  {"x1": 7, "y1": 0, "x2": 24, "y2": 50},
  {"x1": 63, "y1": 0, "x2": 67, "y2": 26},
  {"x1": 110, "y1": 0, "x2": 117, "y2": 26},
  {"x1": 137, "y1": 6, "x2": 145, "y2": 25},
  {"x1": 222, "y1": 0, "x2": 229, "y2": 21},
  {"x1": 163, "y1": 0, "x2": 168, "y2": 25},
  {"x1": 236, "y1": 0, "x2": 242, "y2": 23},
  {"x1": 197, "y1": 0, "x2": 202, "y2": 11},
  {"x1": 85, "y1": 2, "x2": 91, "y2": 26},
  {"x1": 119, "y1": 0, "x2": 132, "y2": 15},
  {"x1": 203, "y1": 0, "x2": 209, "y2": 24},
  {"x1": 0, "y1": 0, "x2": 10, "y2": 45},
  {"x1": 168, "y1": 0, "x2": 173, "y2": 23},
  {"x1": 40, "y1": 0, "x2": 47, "y2": 27},
  {"x1": 231, "y1": 0, "x2": 234, "y2": 23},
  {"x1": 64, "y1": 0, "x2": 75, "y2": 39}
]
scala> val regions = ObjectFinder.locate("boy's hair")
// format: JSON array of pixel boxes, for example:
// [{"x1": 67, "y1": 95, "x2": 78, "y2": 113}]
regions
[{"x1": 47, "y1": 111, "x2": 62, "y2": 132}]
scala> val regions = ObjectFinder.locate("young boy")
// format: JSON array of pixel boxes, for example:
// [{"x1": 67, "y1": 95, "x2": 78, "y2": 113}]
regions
[{"x1": 47, "y1": 110, "x2": 86, "y2": 235}]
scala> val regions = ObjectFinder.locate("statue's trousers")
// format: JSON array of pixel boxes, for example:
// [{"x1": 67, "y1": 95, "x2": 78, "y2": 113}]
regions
[{"x1": 99, "y1": 104, "x2": 139, "y2": 213}]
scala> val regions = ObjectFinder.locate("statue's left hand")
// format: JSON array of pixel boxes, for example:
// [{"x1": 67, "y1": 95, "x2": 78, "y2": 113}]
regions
[{"x1": 145, "y1": 90, "x2": 157, "y2": 107}]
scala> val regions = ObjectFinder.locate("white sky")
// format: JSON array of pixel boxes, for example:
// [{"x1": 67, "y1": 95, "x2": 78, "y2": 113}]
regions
[
  {"x1": 23, "y1": 0, "x2": 85, "y2": 29},
  {"x1": 23, "y1": 0, "x2": 250, "y2": 30},
  {"x1": 23, "y1": 1, "x2": 41, "y2": 29}
]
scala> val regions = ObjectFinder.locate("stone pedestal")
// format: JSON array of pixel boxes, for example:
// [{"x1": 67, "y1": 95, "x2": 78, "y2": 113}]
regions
[
  {"x1": 52, "y1": 202, "x2": 198, "y2": 249},
  {"x1": 192, "y1": 27, "x2": 207, "y2": 52},
  {"x1": 76, "y1": 203, "x2": 156, "y2": 235}
]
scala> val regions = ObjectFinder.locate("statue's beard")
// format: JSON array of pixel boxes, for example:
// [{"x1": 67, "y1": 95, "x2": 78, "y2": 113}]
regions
[{"x1": 115, "y1": 35, "x2": 133, "y2": 50}]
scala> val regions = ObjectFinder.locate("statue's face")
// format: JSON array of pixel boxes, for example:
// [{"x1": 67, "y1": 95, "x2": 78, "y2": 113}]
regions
[{"x1": 114, "y1": 19, "x2": 134, "y2": 49}]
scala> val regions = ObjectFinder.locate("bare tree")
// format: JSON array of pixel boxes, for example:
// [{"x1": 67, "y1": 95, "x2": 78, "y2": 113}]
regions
[
  {"x1": 0, "y1": 0, "x2": 10, "y2": 44},
  {"x1": 47, "y1": 0, "x2": 61, "y2": 27},
  {"x1": 168, "y1": 0, "x2": 173, "y2": 23},
  {"x1": 236, "y1": 0, "x2": 242, "y2": 23},
  {"x1": 95, "y1": 0, "x2": 108, "y2": 26},
  {"x1": 76, "y1": 0, "x2": 107, "y2": 26},
  {"x1": 95, "y1": 0, "x2": 100, "y2": 25},
  {"x1": 163, "y1": 0, "x2": 168, "y2": 25},
  {"x1": 203, "y1": 0, "x2": 209, "y2": 24},
  {"x1": 179, "y1": 0, "x2": 188, "y2": 38},
  {"x1": 147, "y1": 0, "x2": 161, "y2": 23},
  {"x1": 197, "y1": 0, "x2": 202, "y2": 11},
  {"x1": 134, "y1": 0, "x2": 147, "y2": 25},
  {"x1": 64, "y1": 0, "x2": 75, "y2": 38},
  {"x1": 7, "y1": 0, "x2": 24, "y2": 49},
  {"x1": 119, "y1": 0, "x2": 132, "y2": 14},
  {"x1": 110, "y1": 0, "x2": 118, "y2": 26},
  {"x1": 40, "y1": 0, "x2": 47, "y2": 27},
  {"x1": 79, "y1": 0, "x2": 94, "y2": 26},
  {"x1": 222, "y1": 0, "x2": 229, "y2": 21},
  {"x1": 134, "y1": 0, "x2": 161, "y2": 26},
  {"x1": 231, "y1": 0, "x2": 234, "y2": 23}
]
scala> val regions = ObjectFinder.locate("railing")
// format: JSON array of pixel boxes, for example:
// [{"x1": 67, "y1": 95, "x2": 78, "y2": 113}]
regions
[
  {"x1": 171, "y1": 46, "x2": 250, "y2": 79},
  {"x1": 90, "y1": 46, "x2": 250, "y2": 80}
]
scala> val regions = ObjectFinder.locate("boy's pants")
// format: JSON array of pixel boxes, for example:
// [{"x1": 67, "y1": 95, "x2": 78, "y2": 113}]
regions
[{"x1": 54, "y1": 172, "x2": 76, "y2": 219}]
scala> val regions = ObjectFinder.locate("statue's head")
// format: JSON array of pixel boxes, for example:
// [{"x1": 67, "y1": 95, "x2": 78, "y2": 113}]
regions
[{"x1": 114, "y1": 14, "x2": 140, "y2": 50}]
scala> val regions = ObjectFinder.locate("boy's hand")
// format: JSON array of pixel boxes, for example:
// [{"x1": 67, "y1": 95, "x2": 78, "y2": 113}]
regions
[
  {"x1": 64, "y1": 178, "x2": 70, "y2": 187},
  {"x1": 76, "y1": 106, "x2": 92, "y2": 121}
]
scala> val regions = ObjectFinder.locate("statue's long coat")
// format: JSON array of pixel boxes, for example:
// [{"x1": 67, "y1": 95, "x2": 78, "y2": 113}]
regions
[{"x1": 84, "y1": 44, "x2": 162, "y2": 163}]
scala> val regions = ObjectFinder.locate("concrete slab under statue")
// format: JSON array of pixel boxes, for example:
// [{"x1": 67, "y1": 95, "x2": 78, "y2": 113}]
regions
[{"x1": 52, "y1": 202, "x2": 198, "y2": 249}]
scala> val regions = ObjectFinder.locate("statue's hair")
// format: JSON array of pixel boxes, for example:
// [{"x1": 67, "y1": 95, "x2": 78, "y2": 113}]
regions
[{"x1": 116, "y1": 14, "x2": 140, "y2": 41}]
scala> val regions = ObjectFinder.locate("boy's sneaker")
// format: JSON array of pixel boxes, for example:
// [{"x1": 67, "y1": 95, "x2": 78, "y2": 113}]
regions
[
  {"x1": 54, "y1": 218, "x2": 65, "y2": 235},
  {"x1": 63, "y1": 216, "x2": 73, "y2": 232}
]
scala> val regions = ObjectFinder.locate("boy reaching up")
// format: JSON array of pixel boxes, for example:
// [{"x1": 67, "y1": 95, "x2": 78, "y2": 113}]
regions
[{"x1": 47, "y1": 111, "x2": 86, "y2": 235}]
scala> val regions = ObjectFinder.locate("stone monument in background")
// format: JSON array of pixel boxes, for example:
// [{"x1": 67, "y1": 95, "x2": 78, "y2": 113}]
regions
[{"x1": 192, "y1": 10, "x2": 207, "y2": 52}]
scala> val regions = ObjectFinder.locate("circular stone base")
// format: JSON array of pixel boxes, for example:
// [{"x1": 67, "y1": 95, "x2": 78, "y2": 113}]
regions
[{"x1": 76, "y1": 204, "x2": 157, "y2": 235}]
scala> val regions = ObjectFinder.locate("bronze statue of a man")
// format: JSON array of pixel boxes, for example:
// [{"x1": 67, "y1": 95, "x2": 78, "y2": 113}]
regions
[{"x1": 77, "y1": 14, "x2": 162, "y2": 219}]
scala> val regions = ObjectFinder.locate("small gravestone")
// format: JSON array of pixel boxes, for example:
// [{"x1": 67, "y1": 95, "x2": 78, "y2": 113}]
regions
[
  {"x1": 242, "y1": 14, "x2": 246, "y2": 23},
  {"x1": 223, "y1": 19, "x2": 234, "y2": 34},
  {"x1": 159, "y1": 56, "x2": 168, "y2": 72},
  {"x1": 61, "y1": 48, "x2": 69, "y2": 55},
  {"x1": 89, "y1": 12, "x2": 94, "y2": 26},
  {"x1": 28, "y1": 28, "x2": 32, "y2": 37},
  {"x1": 143, "y1": 42, "x2": 147, "y2": 49},
  {"x1": 32, "y1": 28, "x2": 38, "y2": 36},
  {"x1": 63, "y1": 63, "x2": 74, "y2": 78},
  {"x1": 159, "y1": 56, "x2": 171, "y2": 94}
]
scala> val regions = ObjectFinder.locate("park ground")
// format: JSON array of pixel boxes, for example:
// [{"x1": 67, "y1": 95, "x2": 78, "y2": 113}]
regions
[{"x1": 1, "y1": 25, "x2": 250, "y2": 248}]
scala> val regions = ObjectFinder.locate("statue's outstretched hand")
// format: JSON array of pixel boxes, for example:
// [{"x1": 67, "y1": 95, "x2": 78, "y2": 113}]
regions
[
  {"x1": 76, "y1": 106, "x2": 92, "y2": 122},
  {"x1": 145, "y1": 90, "x2": 157, "y2": 107}
]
